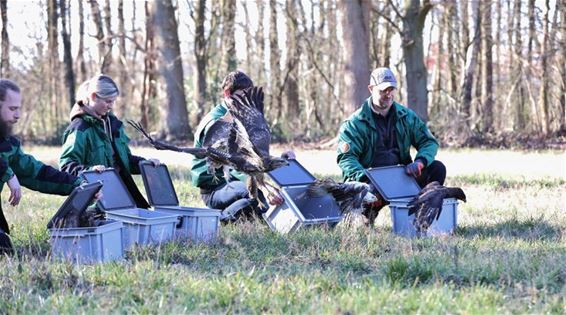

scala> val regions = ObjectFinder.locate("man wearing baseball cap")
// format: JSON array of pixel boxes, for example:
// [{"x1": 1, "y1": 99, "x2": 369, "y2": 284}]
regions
[{"x1": 336, "y1": 67, "x2": 446, "y2": 225}]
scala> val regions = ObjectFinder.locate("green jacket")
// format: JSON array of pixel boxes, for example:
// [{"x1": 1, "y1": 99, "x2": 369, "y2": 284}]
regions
[
  {"x1": 337, "y1": 97, "x2": 439, "y2": 182},
  {"x1": 59, "y1": 113, "x2": 144, "y2": 176},
  {"x1": 0, "y1": 136, "x2": 81, "y2": 234},
  {"x1": 190, "y1": 104, "x2": 247, "y2": 191}
]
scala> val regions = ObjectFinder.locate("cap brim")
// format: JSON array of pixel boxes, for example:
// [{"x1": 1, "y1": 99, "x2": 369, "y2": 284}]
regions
[{"x1": 376, "y1": 82, "x2": 397, "y2": 91}]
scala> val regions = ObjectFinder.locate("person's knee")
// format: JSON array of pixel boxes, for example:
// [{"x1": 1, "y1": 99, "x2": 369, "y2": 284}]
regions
[{"x1": 429, "y1": 160, "x2": 446, "y2": 184}]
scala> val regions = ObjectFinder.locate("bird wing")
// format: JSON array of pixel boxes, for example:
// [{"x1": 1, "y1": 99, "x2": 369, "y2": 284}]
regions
[
  {"x1": 307, "y1": 179, "x2": 372, "y2": 215},
  {"x1": 414, "y1": 190, "x2": 445, "y2": 233},
  {"x1": 227, "y1": 87, "x2": 271, "y2": 157}
]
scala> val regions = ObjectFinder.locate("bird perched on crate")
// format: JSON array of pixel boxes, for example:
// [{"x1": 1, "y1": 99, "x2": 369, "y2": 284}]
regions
[
  {"x1": 307, "y1": 178, "x2": 378, "y2": 228},
  {"x1": 408, "y1": 181, "x2": 466, "y2": 234},
  {"x1": 128, "y1": 86, "x2": 288, "y2": 207}
]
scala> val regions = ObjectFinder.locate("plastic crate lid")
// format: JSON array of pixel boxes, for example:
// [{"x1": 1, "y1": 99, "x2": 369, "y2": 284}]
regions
[
  {"x1": 139, "y1": 161, "x2": 179, "y2": 207},
  {"x1": 81, "y1": 169, "x2": 136, "y2": 211},
  {"x1": 47, "y1": 181, "x2": 103, "y2": 229},
  {"x1": 364, "y1": 165, "x2": 421, "y2": 201},
  {"x1": 267, "y1": 159, "x2": 316, "y2": 186}
]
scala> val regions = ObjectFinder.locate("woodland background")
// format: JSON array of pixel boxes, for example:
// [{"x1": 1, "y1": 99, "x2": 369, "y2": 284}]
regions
[{"x1": 0, "y1": 0, "x2": 564, "y2": 148}]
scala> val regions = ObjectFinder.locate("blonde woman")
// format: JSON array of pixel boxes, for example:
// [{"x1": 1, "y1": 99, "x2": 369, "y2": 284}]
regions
[{"x1": 59, "y1": 74, "x2": 159, "y2": 208}]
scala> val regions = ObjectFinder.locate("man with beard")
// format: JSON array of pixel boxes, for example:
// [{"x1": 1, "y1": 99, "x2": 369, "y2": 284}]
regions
[
  {"x1": 0, "y1": 79, "x2": 82, "y2": 254},
  {"x1": 336, "y1": 67, "x2": 446, "y2": 225}
]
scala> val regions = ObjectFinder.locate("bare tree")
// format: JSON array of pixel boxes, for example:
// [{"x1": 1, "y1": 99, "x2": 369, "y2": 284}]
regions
[
  {"x1": 338, "y1": 0, "x2": 370, "y2": 114},
  {"x1": 561, "y1": 0, "x2": 566, "y2": 131},
  {"x1": 221, "y1": 0, "x2": 236, "y2": 72},
  {"x1": 141, "y1": 0, "x2": 156, "y2": 128},
  {"x1": 76, "y1": 0, "x2": 87, "y2": 83},
  {"x1": 192, "y1": 0, "x2": 208, "y2": 122},
  {"x1": 482, "y1": 0, "x2": 493, "y2": 133},
  {"x1": 103, "y1": 0, "x2": 113, "y2": 71},
  {"x1": 460, "y1": 0, "x2": 480, "y2": 127},
  {"x1": 269, "y1": 0, "x2": 282, "y2": 120},
  {"x1": 115, "y1": 0, "x2": 127, "y2": 117},
  {"x1": 47, "y1": 0, "x2": 60, "y2": 120},
  {"x1": 89, "y1": 0, "x2": 107, "y2": 72},
  {"x1": 151, "y1": 0, "x2": 191, "y2": 140},
  {"x1": 60, "y1": 0, "x2": 75, "y2": 105},
  {"x1": 284, "y1": 0, "x2": 300, "y2": 121},
  {"x1": 400, "y1": 0, "x2": 433, "y2": 122},
  {"x1": 0, "y1": 0, "x2": 8, "y2": 77},
  {"x1": 538, "y1": 0, "x2": 550, "y2": 135}
]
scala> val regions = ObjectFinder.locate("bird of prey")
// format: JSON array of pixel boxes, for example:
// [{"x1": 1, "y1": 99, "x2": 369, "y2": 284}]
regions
[
  {"x1": 307, "y1": 178, "x2": 378, "y2": 229},
  {"x1": 128, "y1": 86, "x2": 288, "y2": 206},
  {"x1": 407, "y1": 181, "x2": 467, "y2": 235}
]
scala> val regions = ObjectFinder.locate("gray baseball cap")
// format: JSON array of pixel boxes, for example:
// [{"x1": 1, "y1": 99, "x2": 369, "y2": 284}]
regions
[{"x1": 370, "y1": 67, "x2": 397, "y2": 91}]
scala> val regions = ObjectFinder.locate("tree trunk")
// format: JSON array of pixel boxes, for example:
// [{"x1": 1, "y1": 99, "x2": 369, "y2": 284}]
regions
[
  {"x1": 338, "y1": 0, "x2": 370, "y2": 114},
  {"x1": 60, "y1": 0, "x2": 75, "y2": 106},
  {"x1": 561, "y1": 0, "x2": 566, "y2": 131},
  {"x1": 527, "y1": 0, "x2": 535, "y2": 64},
  {"x1": 380, "y1": 5, "x2": 392, "y2": 68},
  {"x1": 482, "y1": 0, "x2": 493, "y2": 133},
  {"x1": 284, "y1": 0, "x2": 300, "y2": 121},
  {"x1": 446, "y1": 3, "x2": 458, "y2": 97},
  {"x1": 141, "y1": 0, "x2": 156, "y2": 128},
  {"x1": 256, "y1": 0, "x2": 266, "y2": 86},
  {"x1": 401, "y1": 0, "x2": 432, "y2": 122},
  {"x1": 47, "y1": 0, "x2": 60, "y2": 123},
  {"x1": 77, "y1": 0, "x2": 87, "y2": 83},
  {"x1": 193, "y1": 0, "x2": 207, "y2": 122},
  {"x1": 460, "y1": 0, "x2": 480, "y2": 125},
  {"x1": 103, "y1": 0, "x2": 113, "y2": 72},
  {"x1": 538, "y1": 0, "x2": 550, "y2": 135},
  {"x1": 432, "y1": 8, "x2": 444, "y2": 111},
  {"x1": 0, "y1": 0, "x2": 8, "y2": 77},
  {"x1": 269, "y1": 0, "x2": 282, "y2": 120},
  {"x1": 221, "y1": 0, "x2": 236, "y2": 72},
  {"x1": 513, "y1": 0, "x2": 527, "y2": 131},
  {"x1": 115, "y1": 0, "x2": 128, "y2": 117},
  {"x1": 89, "y1": 0, "x2": 106, "y2": 73},
  {"x1": 151, "y1": 0, "x2": 191, "y2": 140}
]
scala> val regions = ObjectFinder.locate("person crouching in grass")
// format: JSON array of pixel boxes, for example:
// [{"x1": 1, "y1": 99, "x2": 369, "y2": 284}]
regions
[{"x1": 0, "y1": 79, "x2": 83, "y2": 255}]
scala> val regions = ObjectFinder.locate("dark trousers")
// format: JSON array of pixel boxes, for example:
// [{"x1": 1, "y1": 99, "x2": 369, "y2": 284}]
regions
[
  {"x1": 416, "y1": 160, "x2": 446, "y2": 188},
  {"x1": 0, "y1": 228, "x2": 13, "y2": 255},
  {"x1": 201, "y1": 181, "x2": 268, "y2": 221}
]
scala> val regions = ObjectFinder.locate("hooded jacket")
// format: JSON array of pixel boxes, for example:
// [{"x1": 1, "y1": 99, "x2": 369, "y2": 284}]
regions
[
  {"x1": 59, "y1": 103, "x2": 149, "y2": 208},
  {"x1": 337, "y1": 98, "x2": 439, "y2": 182},
  {"x1": 0, "y1": 136, "x2": 81, "y2": 234}
]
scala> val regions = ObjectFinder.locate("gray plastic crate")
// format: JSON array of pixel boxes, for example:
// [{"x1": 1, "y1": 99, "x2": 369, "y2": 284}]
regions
[
  {"x1": 82, "y1": 169, "x2": 178, "y2": 249},
  {"x1": 365, "y1": 165, "x2": 460, "y2": 237},
  {"x1": 139, "y1": 162, "x2": 221, "y2": 242},
  {"x1": 49, "y1": 220, "x2": 124, "y2": 263},
  {"x1": 264, "y1": 159, "x2": 342, "y2": 234},
  {"x1": 389, "y1": 197, "x2": 458, "y2": 237},
  {"x1": 105, "y1": 209, "x2": 178, "y2": 249},
  {"x1": 48, "y1": 181, "x2": 124, "y2": 263}
]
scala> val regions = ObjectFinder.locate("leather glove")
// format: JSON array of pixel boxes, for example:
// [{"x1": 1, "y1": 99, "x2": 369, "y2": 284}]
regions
[{"x1": 406, "y1": 160, "x2": 425, "y2": 178}]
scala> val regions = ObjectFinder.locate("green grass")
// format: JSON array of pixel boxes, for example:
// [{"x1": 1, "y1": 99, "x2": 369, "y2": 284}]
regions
[{"x1": 0, "y1": 149, "x2": 564, "y2": 314}]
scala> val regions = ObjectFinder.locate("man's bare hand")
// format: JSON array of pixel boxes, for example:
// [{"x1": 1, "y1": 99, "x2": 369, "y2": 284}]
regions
[
  {"x1": 267, "y1": 190, "x2": 285, "y2": 206},
  {"x1": 148, "y1": 158, "x2": 161, "y2": 167},
  {"x1": 91, "y1": 165, "x2": 106, "y2": 173},
  {"x1": 7, "y1": 174, "x2": 22, "y2": 206}
]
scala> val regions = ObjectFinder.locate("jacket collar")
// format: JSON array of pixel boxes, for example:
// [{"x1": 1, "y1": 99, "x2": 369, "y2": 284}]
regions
[{"x1": 356, "y1": 97, "x2": 408, "y2": 126}]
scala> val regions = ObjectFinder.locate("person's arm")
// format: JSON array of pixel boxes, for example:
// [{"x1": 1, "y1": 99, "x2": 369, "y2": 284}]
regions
[
  {"x1": 59, "y1": 131, "x2": 91, "y2": 176},
  {"x1": 336, "y1": 120, "x2": 368, "y2": 182},
  {"x1": 409, "y1": 114, "x2": 439, "y2": 167},
  {"x1": 12, "y1": 144, "x2": 81, "y2": 196}
]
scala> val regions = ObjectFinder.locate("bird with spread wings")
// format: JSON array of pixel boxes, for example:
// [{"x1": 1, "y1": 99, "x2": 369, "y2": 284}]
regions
[
  {"x1": 307, "y1": 178, "x2": 378, "y2": 228},
  {"x1": 408, "y1": 181, "x2": 466, "y2": 235},
  {"x1": 128, "y1": 86, "x2": 288, "y2": 207}
]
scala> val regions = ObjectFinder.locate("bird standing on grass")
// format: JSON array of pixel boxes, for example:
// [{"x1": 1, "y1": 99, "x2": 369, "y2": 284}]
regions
[
  {"x1": 408, "y1": 181, "x2": 466, "y2": 234},
  {"x1": 307, "y1": 178, "x2": 378, "y2": 228}
]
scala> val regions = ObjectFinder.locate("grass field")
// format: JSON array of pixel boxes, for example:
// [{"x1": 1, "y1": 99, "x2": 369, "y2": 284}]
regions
[{"x1": 0, "y1": 146, "x2": 564, "y2": 314}]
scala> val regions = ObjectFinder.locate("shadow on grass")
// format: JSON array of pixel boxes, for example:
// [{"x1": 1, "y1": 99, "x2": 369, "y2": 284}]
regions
[{"x1": 457, "y1": 217, "x2": 561, "y2": 241}]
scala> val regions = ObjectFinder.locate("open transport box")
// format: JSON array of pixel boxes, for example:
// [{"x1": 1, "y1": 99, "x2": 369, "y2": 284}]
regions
[
  {"x1": 264, "y1": 159, "x2": 342, "y2": 234},
  {"x1": 139, "y1": 161, "x2": 220, "y2": 242},
  {"x1": 82, "y1": 168, "x2": 178, "y2": 249},
  {"x1": 365, "y1": 165, "x2": 458, "y2": 237},
  {"x1": 48, "y1": 181, "x2": 124, "y2": 263}
]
